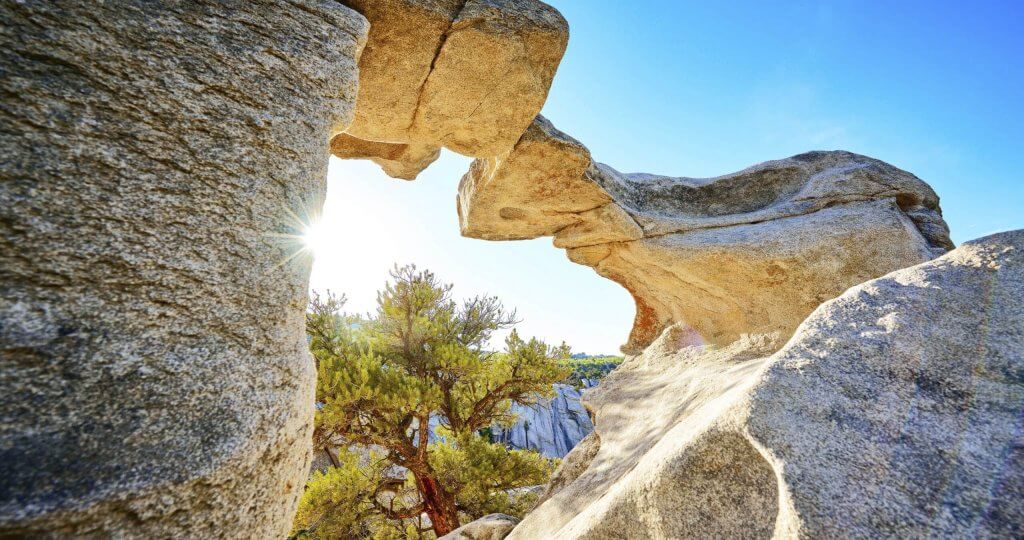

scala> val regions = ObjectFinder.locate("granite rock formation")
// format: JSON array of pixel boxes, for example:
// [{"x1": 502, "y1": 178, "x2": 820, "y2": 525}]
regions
[
  {"x1": 5, "y1": 0, "x2": 1015, "y2": 537},
  {"x1": 458, "y1": 120, "x2": 952, "y2": 352},
  {"x1": 0, "y1": 1, "x2": 367, "y2": 536},
  {"x1": 511, "y1": 231, "x2": 1023, "y2": 538},
  {"x1": 492, "y1": 384, "x2": 594, "y2": 458},
  {"x1": 334, "y1": 0, "x2": 569, "y2": 176}
]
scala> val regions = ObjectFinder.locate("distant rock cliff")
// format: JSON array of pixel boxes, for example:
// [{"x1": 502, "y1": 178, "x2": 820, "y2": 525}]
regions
[{"x1": 492, "y1": 383, "x2": 595, "y2": 458}]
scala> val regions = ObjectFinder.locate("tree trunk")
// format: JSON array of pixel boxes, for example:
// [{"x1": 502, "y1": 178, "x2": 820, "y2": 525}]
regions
[{"x1": 415, "y1": 471, "x2": 460, "y2": 536}]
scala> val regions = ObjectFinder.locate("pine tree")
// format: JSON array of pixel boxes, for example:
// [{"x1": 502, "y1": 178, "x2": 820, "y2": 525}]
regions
[{"x1": 295, "y1": 265, "x2": 570, "y2": 537}]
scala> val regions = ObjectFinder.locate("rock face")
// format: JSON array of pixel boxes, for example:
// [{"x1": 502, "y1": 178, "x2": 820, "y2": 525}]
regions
[
  {"x1": 439, "y1": 513, "x2": 520, "y2": 540},
  {"x1": 334, "y1": 0, "x2": 568, "y2": 177},
  {"x1": 511, "y1": 231, "x2": 1024, "y2": 538},
  {"x1": 460, "y1": 137, "x2": 952, "y2": 353},
  {"x1": 0, "y1": 1, "x2": 367, "y2": 536},
  {"x1": 492, "y1": 384, "x2": 594, "y2": 458}
]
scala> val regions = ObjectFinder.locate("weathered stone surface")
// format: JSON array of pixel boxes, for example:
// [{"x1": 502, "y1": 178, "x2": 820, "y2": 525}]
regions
[
  {"x1": 0, "y1": 1, "x2": 367, "y2": 536},
  {"x1": 588, "y1": 196, "x2": 941, "y2": 352},
  {"x1": 440, "y1": 513, "x2": 520, "y2": 540},
  {"x1": 512, "y1": 231, "x2": 1024, "y2": 539},
  {"x1": 340, "y1": 0, "x2": 465, "y2": 143},
  {"x1": 491, "y1": 384, "x2": 594, "y2": 458},
  {"x1": 457, "y1": 115, "x2": 610, "y2": 240},
  {"x1": 413, "y1": 0, "x2": 568, "y2": 157},
  {"x1": 590, "y1": 151, "x2": 953, "y2": 254},
  {"x1": 461, "y1": 140, "x2": 951, "y2": 353},
  {"x1": 748, "y1": 230, "x2": 1024, "y2": 538},
  {"x1": 337, "y1": 0, "x2": 568, "y2": 178},
  {"x1": 330, "y1": 133, "x2": 440, "y2": 180}
]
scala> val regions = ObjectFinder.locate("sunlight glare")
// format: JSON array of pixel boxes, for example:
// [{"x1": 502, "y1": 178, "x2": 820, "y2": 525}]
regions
[{"x1": 302, "y1": 219, "x2": 332, "y2": 258}]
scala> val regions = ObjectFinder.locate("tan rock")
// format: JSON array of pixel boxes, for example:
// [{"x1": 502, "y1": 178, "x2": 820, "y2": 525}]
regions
[
  {"x1": 457, "y1": 115, "x2": 610, "y2": 240},
  {"x1": 513, "y1": 230, "x2": 1024, "y2": 539},
  {"x1": 340, "y1": 0, "x2": 464, "y2": 142},
  {"x1": 588, "y1": 198, "x2": 939, "y2": 353},
  {"x1": 0, "y1": 1, "x2": 367, "y2": 536},
  {"x1": 338, "y1": 0, "x2": 568, "y2": 178},
  {"x1": 413, "y1": 0, "x2": 569, "y2": 156},
  {"x1": 330, "y1": 133, "x2": 440, "y2": 180}
]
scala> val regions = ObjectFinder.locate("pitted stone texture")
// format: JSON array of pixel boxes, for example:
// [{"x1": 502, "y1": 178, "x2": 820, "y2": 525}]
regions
[
  {"x1": 338, "y1": 0, "x2": 568, "y2": 177},
  {"x1": 458, "y1": 115, "x2": 615, "y2": 240},
  {"x1": 0, "y1": 1, "x2": 367, "y2": 536},
  {"x1": 512, "y1": 231, "x2": 1024, "y2": 539}
]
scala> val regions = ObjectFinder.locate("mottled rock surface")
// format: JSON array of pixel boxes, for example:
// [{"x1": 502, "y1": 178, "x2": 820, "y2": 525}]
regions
[
  {"x1": 0, "y1": 1, "x2": 367, "y2": 536},
  {"x1": 492, "y1": 384, "x2": 594, "y2": 458},
  {"x1": 440, "y1": 513, "x2": 519, "y2": 540},
  {"x1": 512, "y1": 231, "x2": 1024, "y2": 539},
  {"x1": 461, "y1": 142, "x2": 951, "y2": 353},
  {"x1": 748, "y1": 230, "x2": 1024, "y2": 538},
  {"x1": 335, "y1": 0, "x2": 568, "y2": 177}
]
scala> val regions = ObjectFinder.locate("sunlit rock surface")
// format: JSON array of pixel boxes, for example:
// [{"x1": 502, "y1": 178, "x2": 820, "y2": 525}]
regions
[
  {"x1": 334, "y1": 0, "x2": 569, "y2": 177},
  {"x1": 0, "y1": 1, "x2": 367, "y2": 536},
  {"x1": 459, "y1": 133, "x2": 951, "y2": 353},
  {"x1": 512, "y1": 231, "x2": 1024, "y2": 539}
]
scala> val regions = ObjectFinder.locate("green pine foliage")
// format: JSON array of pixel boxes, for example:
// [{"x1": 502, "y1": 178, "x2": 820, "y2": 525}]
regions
[{"x1": 293, "y1": 265, "x2": 571, "y2": 538}]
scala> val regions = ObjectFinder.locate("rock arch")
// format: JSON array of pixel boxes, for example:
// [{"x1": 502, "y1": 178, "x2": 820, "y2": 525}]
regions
[{"x1": 7, "y1": 1, "x2": 1007, "y2": 539}]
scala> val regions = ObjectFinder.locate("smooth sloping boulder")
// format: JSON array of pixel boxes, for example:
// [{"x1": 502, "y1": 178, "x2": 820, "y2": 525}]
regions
[
  {"x1": 747, "y1": 229, "x2": 1024, "y2": 538},
  {"x1": 335, "y1": 0, "x2": 568, "y2": 178},
  {"x1": 0, "y1": 1, "x2": 367, "y2": 536},
  {"x1": 511, "y1": 231, "x2": 1024, "y2": 538},
  {"x1": 510, "y1": 329, "x2": 783, "y2": 539}
]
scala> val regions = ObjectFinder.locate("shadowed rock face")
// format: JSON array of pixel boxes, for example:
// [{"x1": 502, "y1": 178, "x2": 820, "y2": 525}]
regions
[
  {"x1": 512, "y1": 231, "x2": 1024, "y2": 539},
  {"x1": 0, "y1": 1, "x2": 367, "y2": 536}
]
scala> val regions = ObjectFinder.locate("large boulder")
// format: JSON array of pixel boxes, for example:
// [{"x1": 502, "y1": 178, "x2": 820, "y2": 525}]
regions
[
  {"x1": 0, "y1": 1, "x2": 367, "y2": 536},
  {"x1": 335, "y1": 0, "x2": 569, "y2": 177},
  {"x1": 511, "y1": 231, "x2": 1024, "y2": 538}
]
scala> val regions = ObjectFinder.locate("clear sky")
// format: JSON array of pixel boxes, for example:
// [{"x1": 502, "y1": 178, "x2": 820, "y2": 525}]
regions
[{"x1": 309, "y1": 0, "x2": 1024, "y2": 355}]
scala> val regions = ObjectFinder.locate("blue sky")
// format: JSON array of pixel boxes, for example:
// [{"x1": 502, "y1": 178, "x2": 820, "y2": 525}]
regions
[{"x1": 311, "y1": 0, "x2": 1024, "y2": 354}]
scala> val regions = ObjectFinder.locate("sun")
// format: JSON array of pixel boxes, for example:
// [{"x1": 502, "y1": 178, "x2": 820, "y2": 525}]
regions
[{"x1": 301, "y1": 219, "x2": 332, "y2": 258}]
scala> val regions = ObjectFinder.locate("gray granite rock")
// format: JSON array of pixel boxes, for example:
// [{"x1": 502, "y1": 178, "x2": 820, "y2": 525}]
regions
[
  {"x1": 492, "y1": 384, "x2": 594, "y2": 458},
  {"x1": 748, "y1": 229, "x2": 1024, "y2": 538},
  {"x1": 512, "y1": 231, "x2": 1024, "y2": 538},
  {"x1": 0, "y1": 1, "x2": 367, "y2": 536}
]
